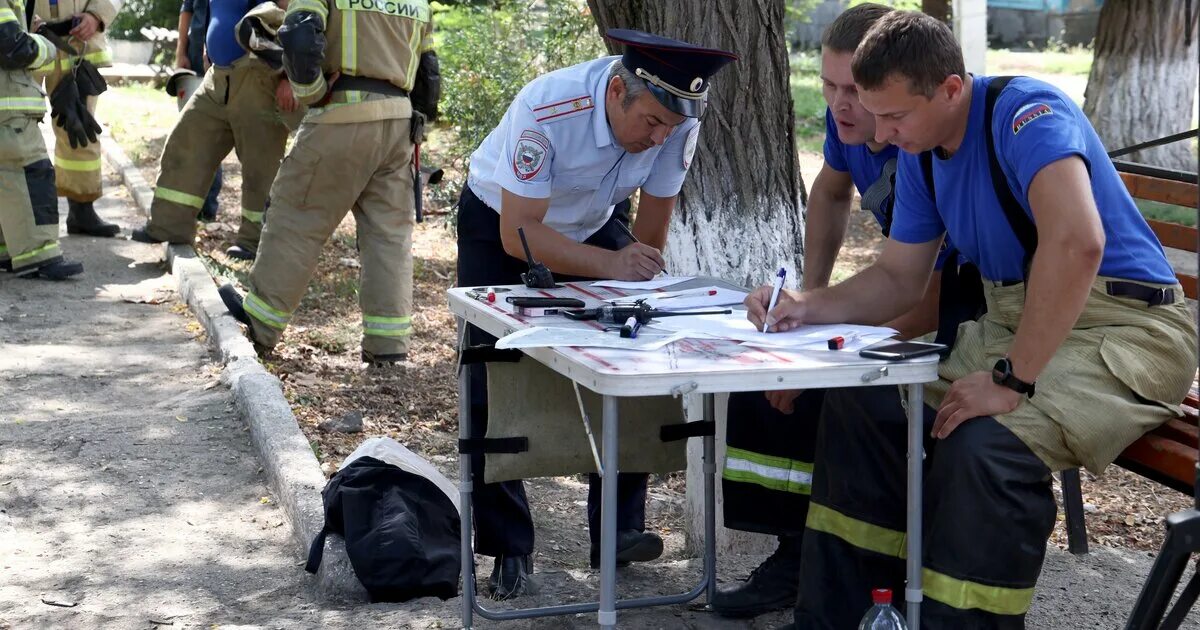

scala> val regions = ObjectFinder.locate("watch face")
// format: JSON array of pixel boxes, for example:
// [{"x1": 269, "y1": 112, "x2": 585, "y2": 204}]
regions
[{"x1": 992, "y1": 358, "x2": 1010, "y2": 384}]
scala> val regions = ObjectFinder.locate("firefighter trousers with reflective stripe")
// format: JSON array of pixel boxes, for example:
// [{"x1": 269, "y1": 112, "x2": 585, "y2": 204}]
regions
[
  {"x1": 722, "y1": 389, "x2": 822, "y2": 537},
  {"x1": 146, "y1": 59, "x2": 292, "y2": 250},
  {"x1": 245, "y1": 115, "x2": 414, "y2": 355},
  {"x1": 40, "y1": 72, "x2": 102, "y2": 202},
  {"x1": 0, "y1": 117, "x2": 62, "y2": 272},
  {"x1": 795, "y1": 386, "x2": 1055, "y2": 629}
]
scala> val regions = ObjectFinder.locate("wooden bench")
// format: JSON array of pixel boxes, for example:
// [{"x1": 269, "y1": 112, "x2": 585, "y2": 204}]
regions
[{"x1": 1061, "y1": 168, "x2": 1199, "y2": 555}]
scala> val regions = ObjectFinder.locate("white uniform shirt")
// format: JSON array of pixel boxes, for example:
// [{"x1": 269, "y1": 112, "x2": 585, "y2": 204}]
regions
[{"x1": 467, "y1": 56, "x2": 701, "y2": 242}]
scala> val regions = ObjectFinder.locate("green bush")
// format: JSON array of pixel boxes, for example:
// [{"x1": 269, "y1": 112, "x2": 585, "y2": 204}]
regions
[
  {"x1": 110, "y1": 0, "x2": 180, "y2": 41},
  {"x1": 434, "y1": 0, "x2": 605, "y2": 178}
]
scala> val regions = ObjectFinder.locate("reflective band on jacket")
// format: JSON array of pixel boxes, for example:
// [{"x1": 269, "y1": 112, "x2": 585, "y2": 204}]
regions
[
  {"x1": 241, "y1": 208, "x2": 264, "y2": 223},
  {"x1": 805, "y1": 502, "x2": 906, "y2": 559},
  {"x1": 55, "y1": 156, "x2": 101, "y2": 172},
  {"x1": 0, "y1": 7, "x2": 17, "y2": 22},
  {"x1": 335, "y1": 0, "x2": 429, "y2": 21},
  {"x1": 341, "y1": 9, "x2": 358, "y2": 75},
  {"x1": 287, "y1": 0, "x2": 329, "y2": 22},
  {"x1": 244, "y1": 293, "x2": 291, "y2": 329},
  {"x1": 0, "y1": 97, "x2": 45, "y2": 112},
  {"x1": 35, "y1": 49, "x2": 113, "y2": 74},
  {"x1": 291, "y1": 75, "x2": 325, "y2": 99},
  {"x1": 12, "y1": 242, "x2": 60, "y2": 263},
  {"x1": 155, "y1": 186, "x2": 206, "y2": 209},
  {"x1": 362, "y1": 314, "x2": 412, "y2": 337},
  {"x1": 29, "y1": 34, "x2": 52, "y2": 69},
  {"x1": 722, "y1": 446, "x2": 813, "y2": 495},
  {"x1": 922, "y1": 567, "x2": 1035, "y2": 616}
]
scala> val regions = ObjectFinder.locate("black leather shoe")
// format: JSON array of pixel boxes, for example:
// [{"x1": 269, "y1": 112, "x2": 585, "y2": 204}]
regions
[
  {"x1": 130, "y1": 226, "x2": 166, "y2": 243},
  {"x1": 711, "y1": 535, "x2": 803, "y2": 618},
  {"x1": 18, "y1": 258, "x2": 83, "y2": 280},
  {"x1": 0, "y1": 259, "x2": 10, "y2": 272},
  {"x1": 66, "y1": 200, "x2": 120, "y2": 237},
  {"x1": 589, "y1": 529, "x2": 664, "y2": 569},
  {"x1": 218, "y1": 284, "x2": 251, "y2": 326},
  {"x1": 487, "y1": 555, "x2": 538, "y2": 600},
  {"x1": 226, "y1": 245, "x2": 256, "y2": 260}
]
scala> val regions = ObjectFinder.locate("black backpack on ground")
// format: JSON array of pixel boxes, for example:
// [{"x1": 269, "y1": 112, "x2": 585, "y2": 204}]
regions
[{"x1": 305, "y1": 455, "x2": 461, "y2": 602}]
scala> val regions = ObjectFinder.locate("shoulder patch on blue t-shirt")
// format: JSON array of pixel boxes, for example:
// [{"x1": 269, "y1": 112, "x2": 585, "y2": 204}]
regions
[{"x1": 1012, "y1": 102, "x2": 1053, "y2": 135}]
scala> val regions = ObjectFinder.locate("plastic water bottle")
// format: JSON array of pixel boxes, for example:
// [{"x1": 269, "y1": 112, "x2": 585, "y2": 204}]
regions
[{"x1": 858, "y1": 588, "x2": 908, "y2": 629}]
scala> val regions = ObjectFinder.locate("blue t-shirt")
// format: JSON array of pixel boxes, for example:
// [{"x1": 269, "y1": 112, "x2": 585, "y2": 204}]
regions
[
  {"x1": 823, "y1": 108, "x2": 955, "y2": 269},
  {"x1": 205, "y1": 0, "x2": 251, "y2": 67},
  {"x1": 890, "y1": 76, "x2": 1176, "y2": 285}
]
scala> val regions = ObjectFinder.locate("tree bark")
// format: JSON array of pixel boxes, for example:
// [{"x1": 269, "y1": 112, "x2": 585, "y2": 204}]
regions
[
  {"x1": 587, "y1": 0, "x2": 805, "y2": 288},
  {"x1": 1083, "y1": 0, "x2": 1198, "y2": 171},
  {"x1": 923, "y1": 0, "x2": 951, "y2": 23},
  {"x1": 588, "y1": 0, "x2": 804, "y2": 558}
]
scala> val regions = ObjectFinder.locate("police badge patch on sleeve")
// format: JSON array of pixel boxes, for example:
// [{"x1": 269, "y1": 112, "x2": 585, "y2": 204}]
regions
[
  {"x1": 683, "y1": 125, "x2": 699, "y2": 169},
  {"x1": 513, "y1": 130, "x2": 550, "y2": 181},
  {"x1": 1012, "y1": 103, "x2": 1052, "y2": 135}
]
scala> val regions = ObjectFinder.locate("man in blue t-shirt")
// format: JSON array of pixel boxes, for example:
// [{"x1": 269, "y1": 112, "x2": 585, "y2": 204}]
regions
[
  {"x1": 135, "y1": 0, "x2": 300, "y2": 260},
  {"x1": 713, "y1": 4, "x2": 958, "y2": 619},
  {"x1": 747, "y1": 11, "x2": 1196, "y2": 629}
]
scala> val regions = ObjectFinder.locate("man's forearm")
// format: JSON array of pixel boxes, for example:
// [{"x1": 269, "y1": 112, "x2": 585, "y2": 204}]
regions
[
  {"x1": 1006, "y1": 243, "x2": 1102, "y2": 383},
  {"x1": 802, "y1": 191, "x2": 852, "y2": 290},
  {"x1": 500, "y1": 218, "x2": 613, "y2": 279},
  {"x1": 176, "y1": 12, "x2": 191, "y2": 61}
]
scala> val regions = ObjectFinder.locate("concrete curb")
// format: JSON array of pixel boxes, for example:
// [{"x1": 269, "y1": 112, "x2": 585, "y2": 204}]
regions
[
  {"x1": 100, "y1": 135, "x2": 153, "y2": 218},
  {"x1": 103, "y1": 142, "x2": 368, "y2": 603}
]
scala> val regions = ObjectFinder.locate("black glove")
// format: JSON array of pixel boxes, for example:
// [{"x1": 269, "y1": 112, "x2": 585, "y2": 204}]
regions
[
  {"x1": 278, "y1": 11, "x2": 325, "y2": 85},
  {"x1": 74, "y1": 59, "x2": 108, "y2": 98},
  {"x1": 410, "y1": 50, "x2": 440, "y2": 121},
  {"x1": 49, "y1": 73, "x2": 101, "y2": 148}
]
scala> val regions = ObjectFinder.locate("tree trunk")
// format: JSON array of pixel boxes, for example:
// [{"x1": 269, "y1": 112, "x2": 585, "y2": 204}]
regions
[
  {"x1": 588, "y1": 0, "x2": 805, "y2": 288},
  {"x1": 1083, "y1": 0, "x2": 1198, "y2": 171},
  {"x1": 588, "y1": 0, "x2": 804, "y2": 559},
  {"x1": 923, "y1": 0, "x2": 951, "y2": 23}
]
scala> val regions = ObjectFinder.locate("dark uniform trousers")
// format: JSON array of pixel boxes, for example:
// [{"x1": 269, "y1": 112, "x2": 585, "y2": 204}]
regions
[
  {"x1": 722, "y1": 390, "x2": 823, "y2": 537},
  {"x1": 455, "y1": 184, "x2": 649, "y2": 556},
  {"x1": 795, "y1": 386, "x2": 1055, "y2": 628}
]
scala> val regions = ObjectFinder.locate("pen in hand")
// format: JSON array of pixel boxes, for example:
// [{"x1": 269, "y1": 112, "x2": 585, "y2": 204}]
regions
[{"x1": 763, "y1": 267, "x2": 787, "y2": 333}]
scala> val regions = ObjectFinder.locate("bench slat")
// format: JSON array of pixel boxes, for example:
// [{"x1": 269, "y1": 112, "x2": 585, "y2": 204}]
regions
[
  {"x1": 1117, "y1": 434, "x2": 1197, "y2": 495},
  {"x1": 1122, "y1": 172, "x2": 1200, "y2": 208},
  {"x1": 1147, "y1": 418, "x2": 1199, "y2": 449},
  {"x1": 1147, "y1": 219, "x2": 1199, "y2": 253}
]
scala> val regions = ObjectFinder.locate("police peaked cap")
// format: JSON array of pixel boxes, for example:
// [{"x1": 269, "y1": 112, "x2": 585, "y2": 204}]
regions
[{"x1": 605, "y1": 28, "x2": 738, "y2": 118}]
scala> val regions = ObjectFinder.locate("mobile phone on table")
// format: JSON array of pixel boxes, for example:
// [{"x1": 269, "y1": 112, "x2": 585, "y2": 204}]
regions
[{"x1": 858, "y1": 340, "x2": 946, "y2": 361}]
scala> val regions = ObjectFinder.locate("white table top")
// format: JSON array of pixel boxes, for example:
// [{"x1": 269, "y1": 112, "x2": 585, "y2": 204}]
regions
[{"x1": 448, "y1": 280, "x2": 939, "y2": 397}]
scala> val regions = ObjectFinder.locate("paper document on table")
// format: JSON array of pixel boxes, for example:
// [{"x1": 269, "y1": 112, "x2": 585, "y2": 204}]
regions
[
  {"x1": 614, "y1": 286, "x2": 749, "y2": 310},
  {"x1": 591, "y1": 276, "x2": 693, "y2": 290},
  {"x1": 648, "y1": 312, "x2": 896, "y2": 349},
  {"x1": 495, "y1": 326, "x2": 689, "y2": 352}
]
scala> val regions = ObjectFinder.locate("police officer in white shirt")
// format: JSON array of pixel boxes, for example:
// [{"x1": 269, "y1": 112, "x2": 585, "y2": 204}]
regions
[{"x1": 455, "y1": 29, "x2": 736, "y2": 599}]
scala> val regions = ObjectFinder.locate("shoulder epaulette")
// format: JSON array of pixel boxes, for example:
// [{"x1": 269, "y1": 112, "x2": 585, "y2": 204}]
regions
[{"x1": 532, "y1": 95, "x2": 594, "y2": 123}]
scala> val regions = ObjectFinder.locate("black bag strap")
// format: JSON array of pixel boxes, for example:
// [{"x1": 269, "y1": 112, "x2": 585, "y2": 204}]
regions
[
  {"x1": 983, "y1": 76, "x2": 1037, "y2": 278},
  {"x1": 659, "y1": 420, "x2": 715, "y2": 442},
  {"x1": 305, "y1": 525, "x2": 329, "y2": 574},
  {"x1": 457, "y1": 436, "x2": 529, "y2": 455},
  {"x1": 459, "y1": 345, "x2": 523, "y2": 366}
]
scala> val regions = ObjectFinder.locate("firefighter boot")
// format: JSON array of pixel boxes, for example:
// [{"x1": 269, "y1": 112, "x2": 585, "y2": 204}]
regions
[
  {"x1": 66, "y1": 200, "x2": 120, "y2": 237},
  {"x1": 711, "y1": 534, "x2": 803, "y2": 618}
]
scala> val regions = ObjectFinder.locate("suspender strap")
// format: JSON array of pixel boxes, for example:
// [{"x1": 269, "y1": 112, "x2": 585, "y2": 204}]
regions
[{"x1": 983, "y1": 76, "x2": 1038, "y2": 279}]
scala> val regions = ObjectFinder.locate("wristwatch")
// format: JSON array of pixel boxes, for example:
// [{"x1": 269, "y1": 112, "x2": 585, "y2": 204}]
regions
[{"x1": 992, "y1": 357, "x2": 1035, "y2": 398}]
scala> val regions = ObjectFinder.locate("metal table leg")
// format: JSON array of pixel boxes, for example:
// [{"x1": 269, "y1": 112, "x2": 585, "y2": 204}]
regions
[
  {"x1": 906, "y1": 383, "x2": 924, "y2": 630},
  {"x1": 458, "y1": 355, "x2": 475, "y2": 629},
  {"x1": 599, "y1": 395, "x2": 619, "y2": 629},
  {"x1": 703, "y1": 393, "x2": 717, "y2": 604}
]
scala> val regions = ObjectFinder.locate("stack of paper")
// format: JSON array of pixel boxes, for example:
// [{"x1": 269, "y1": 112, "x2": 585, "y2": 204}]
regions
[
  {"x1": 647, "y1": 312, "x2": 896, "y2": 352},
  {"x1": 495, "y1": 326, "x2": 689, "y2": 352},
  {"x1": 591, "y1": 276, "x2": 693, "y2": 290}
]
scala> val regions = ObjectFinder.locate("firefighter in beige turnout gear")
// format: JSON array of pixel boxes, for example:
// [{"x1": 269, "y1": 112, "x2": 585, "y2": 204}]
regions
[
  {"x1": 131, "y1": 1, "x2": 303, "y2": 259},
  {"x1": 218, "y1": 0, "x2": 437, "y2": 364},
  {"x1": 32, "y1": 0, "x2": 120, "y2": 237},
  {"x1": 0, "y1": 0, "x2": 83, "y2": 279}
]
